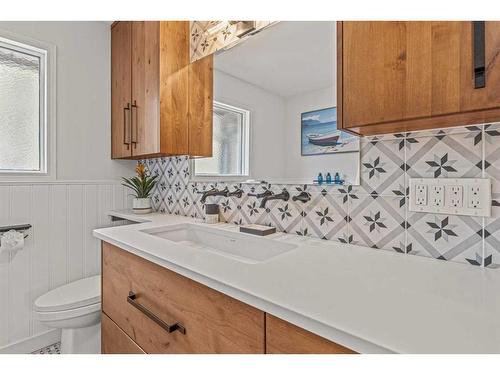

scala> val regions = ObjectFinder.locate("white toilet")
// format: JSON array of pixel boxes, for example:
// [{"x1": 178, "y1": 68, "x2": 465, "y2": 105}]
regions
[{"x1": 34, "y1": 275, "x2": 101, "y2": 354}]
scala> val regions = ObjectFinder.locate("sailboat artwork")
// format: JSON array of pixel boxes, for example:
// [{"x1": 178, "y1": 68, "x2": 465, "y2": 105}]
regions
[{"x1": 301, "y1": 107, "x2": 359, "y2": 156}]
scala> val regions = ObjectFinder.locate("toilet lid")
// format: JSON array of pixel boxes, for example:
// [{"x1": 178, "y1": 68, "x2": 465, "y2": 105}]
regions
[{"x1": 34, "y1": 275, "x2": 101, "y2": 312}]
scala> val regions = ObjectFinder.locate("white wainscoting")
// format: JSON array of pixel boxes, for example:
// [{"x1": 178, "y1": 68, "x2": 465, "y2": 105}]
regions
[{"x1": 0, "y1": 181, "x2": 132, "y2": 349}]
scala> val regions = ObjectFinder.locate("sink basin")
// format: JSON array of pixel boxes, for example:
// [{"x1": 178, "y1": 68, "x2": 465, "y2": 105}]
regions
[{"x1": 142, "y1": 223, "x2": 297, "y2": 264}]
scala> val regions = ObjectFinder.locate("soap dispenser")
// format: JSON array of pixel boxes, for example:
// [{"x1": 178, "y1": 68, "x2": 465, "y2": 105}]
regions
[{"x1": 205, "y1": 204, "x2": 220, "y2": 224}]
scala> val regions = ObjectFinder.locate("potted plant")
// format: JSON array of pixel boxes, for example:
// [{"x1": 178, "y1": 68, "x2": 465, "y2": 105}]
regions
[{"x1": 122, "y1": 163, "x2": 158, "y2": 214}]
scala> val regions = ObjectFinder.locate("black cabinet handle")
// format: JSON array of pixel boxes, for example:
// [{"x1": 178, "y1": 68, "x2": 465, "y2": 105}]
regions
[
  {"x1": 131, "y1": 100, "x2": 138, "y2": 147},
  {"x1": 473, "y1": 21, "x2": 486, "y2": 89},
  {"x1": 127, "y1": 291, "x2": 186, "y2": 335},
  {"x1": 123, "y1": 103, "x2": 130, "y2": 148}
]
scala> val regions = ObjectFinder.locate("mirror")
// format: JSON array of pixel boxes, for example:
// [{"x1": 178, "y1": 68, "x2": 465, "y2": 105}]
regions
[{"x1": 192, "y1": 21, "x2": 360, "y2": 185}]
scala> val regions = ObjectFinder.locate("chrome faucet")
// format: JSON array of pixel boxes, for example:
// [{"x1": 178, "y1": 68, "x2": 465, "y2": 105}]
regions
[
  {"x1": 199, "y1": 187, "x2": 229, "y2": 203},
  {"x1": 259, "y1": 188, "x2": 290, "y2": 208}
]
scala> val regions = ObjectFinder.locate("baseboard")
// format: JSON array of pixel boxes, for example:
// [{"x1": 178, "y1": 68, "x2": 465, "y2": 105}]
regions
[{"x1": 0, "y1": 329, "x2": 60, "y2": 354}]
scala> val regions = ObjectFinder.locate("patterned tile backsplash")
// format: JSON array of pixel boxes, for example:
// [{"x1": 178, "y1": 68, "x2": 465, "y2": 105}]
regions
[{"x1": 142, "y1": 123, "x2": 500, "y2": 268}]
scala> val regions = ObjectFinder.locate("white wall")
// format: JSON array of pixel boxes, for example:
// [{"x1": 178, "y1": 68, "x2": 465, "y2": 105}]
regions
[
  {"x1": 0, "y1": 22, "x2": 134, "y2": 351},
  {"x1": 0, "y1": 21, "x2": 135, "y2": 180},
  {"x1": 214, "y1": 70, "x2": 286, "y2": 180},
  {"x1": 0, "y1": 183, "x2": 132, "y2": 349},
  {"x1": 284, "y1": 86, "x2": 359, "y2": 184}
]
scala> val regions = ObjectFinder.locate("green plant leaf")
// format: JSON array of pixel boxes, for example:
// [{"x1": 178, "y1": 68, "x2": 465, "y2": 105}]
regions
[{"x1": 122, "y1": 171, "x2": 158, "y2": 198}]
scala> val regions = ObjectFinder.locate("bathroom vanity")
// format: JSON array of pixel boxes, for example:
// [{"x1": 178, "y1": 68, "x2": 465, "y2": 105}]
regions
[
  {"x1": 101, "y1": 241, "x2": 354, "y2": 353},
  {"x1": 94, "y1": 211, "x2": 500, "y2": 354}
]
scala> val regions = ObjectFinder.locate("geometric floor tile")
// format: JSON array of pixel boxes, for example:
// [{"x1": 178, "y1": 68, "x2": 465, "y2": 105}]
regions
[{"x1": 32, "y1": 342, "x2": 61, "y2": 354}]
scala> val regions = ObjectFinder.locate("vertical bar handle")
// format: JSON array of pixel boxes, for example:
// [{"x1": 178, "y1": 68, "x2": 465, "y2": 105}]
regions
[
  {"x1": 131, "y1": 100, "x2": 138, "y2": 147},
  {"x1": 473, "y1": 21, "x2": 486, "y2": 89},
  {"x1": 123, "y1": 103, "x2": 131, "y2": 148}
]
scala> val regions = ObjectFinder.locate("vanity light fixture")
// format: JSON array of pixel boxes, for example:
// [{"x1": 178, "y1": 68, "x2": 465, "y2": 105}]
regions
[{"x1": 229, "y1": 21, "x2": 257, "y2": 38}]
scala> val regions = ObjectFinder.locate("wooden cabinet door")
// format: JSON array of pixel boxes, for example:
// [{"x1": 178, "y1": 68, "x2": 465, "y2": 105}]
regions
[
  {"x1": 111, "y1": 21, "x2": 213, "y2": 158},
  {"x1": 102, "y1": 242, "x2": 265, "y2": 354},
  {"x1": 340, "y1": 21, "x2": 500, "y2": 135},
  {"x1": 158, "y1": 21, "x2": 190, "y2": 156},
  {"x1": 266, "y1": 315, "x2": 356, "y2": 354},
  {"x1": 188, "y1": 54, "x2": 213, "y2": 157},
  {"x1": 131, "y1": 21, "x2": 160, "y2": 156},
  {"x1": 459, "y1": 22, "x2": 500, "y2": 113},
  {"x1": 111, "y1": 21, "x2": 132, "y2": 159},
  {"x1": 342, "y1": 21, "x2": 463, "y2": 128},
  {"x1": 102, "y1": 313, "x2": 145, "y2": 354}
]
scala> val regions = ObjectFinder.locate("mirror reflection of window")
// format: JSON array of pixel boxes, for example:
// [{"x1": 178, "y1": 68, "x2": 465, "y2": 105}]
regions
[{"x1": 194, "y1": 101, "x2": 250, "y2": 177}]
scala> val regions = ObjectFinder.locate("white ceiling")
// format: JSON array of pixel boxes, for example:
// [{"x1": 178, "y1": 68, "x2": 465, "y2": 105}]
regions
[{"x1": 214, "y1": 21, "x2": 336, "y2": 98}]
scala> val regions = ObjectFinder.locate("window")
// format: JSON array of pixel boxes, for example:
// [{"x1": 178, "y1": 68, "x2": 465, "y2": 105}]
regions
[
  {"x1": 0, "y1": 36, "x2": 47, "y2": 174},
  {"x1": 193, "y1": 101, "x2": 249, "y2": 177}
]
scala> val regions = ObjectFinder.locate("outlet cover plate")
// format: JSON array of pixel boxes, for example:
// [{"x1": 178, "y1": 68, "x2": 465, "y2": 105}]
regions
[{"x1": 409, "y1": 178, "x2": 491, "y2": 217}]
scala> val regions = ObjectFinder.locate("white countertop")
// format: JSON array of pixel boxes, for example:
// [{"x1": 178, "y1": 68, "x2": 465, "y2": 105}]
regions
[{"x1": 94, "y1": 210, "x2": 500, "y2": 353}]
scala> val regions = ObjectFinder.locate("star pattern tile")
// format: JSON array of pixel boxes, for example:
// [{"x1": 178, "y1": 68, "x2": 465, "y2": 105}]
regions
[{"x1": 141, "y1": 122, "x2": 500, "y2": 268}]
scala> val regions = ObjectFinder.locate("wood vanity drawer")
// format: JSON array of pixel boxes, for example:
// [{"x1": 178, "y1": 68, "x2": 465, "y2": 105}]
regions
[
  {"x1": 101, "y1": 313, "x2": 145, "y2": 354},
  {"x1": 102, "y1": 242, "x2": 265, "y2": 353},
  {"x1": 266, "y1": 315, "x2": 356, "y2": 354}
]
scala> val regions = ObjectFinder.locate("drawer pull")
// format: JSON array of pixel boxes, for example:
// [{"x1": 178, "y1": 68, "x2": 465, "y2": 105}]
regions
[{"x1": 127, "y1": 292, "x2": 186, "y2": 335}]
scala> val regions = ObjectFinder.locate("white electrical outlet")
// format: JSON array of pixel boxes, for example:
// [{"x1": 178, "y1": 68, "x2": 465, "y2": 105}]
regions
[
  {"x1": 447, "y1": 185, "x2": 463, "y2": 208},
  {"x1": 409, "y1": 178, "x2": 491, "y2": 217},
  {"x1": 468, "y1": 185, "x2": 482, "y2": 209},
  {"x1": 415, "y1": 184, "x2": 427, "y2": 206},
  {"x1": 430, "y1": 185, "x2": 444, "y2": 207}
]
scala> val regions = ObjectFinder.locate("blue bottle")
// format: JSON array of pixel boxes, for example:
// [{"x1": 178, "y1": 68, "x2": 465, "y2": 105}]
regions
[
  {"x1": 317, "y1": 173, "x2": 323, "y2": 184},
  {"x1": 326, "y1": 173, "x2": 332, "y2": 184},
  {"x1": 334, "y1": 172, "x2": 341, "y2": 184}
]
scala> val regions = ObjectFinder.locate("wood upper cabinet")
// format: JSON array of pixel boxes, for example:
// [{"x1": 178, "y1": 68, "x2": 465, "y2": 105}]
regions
[
  {"x1": 111, "y1": 21, "x2": 132, "y2": 158},
  {"x1": 131, "y1": 21, "x2": 160, "y2": 156},
  {"x1": 338, "y1": 21, "x2": 500, "y2": 135},
  {"x1": 111, "y1": 21, "x2": 213, "y2": 159}
]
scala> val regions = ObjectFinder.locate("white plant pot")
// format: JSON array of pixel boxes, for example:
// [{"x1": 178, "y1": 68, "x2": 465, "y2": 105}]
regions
[{"x1": 133, "y1": 197, "x2": 152, "y2": 214}]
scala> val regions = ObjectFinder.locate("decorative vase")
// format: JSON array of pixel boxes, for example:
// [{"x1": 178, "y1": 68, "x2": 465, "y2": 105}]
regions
[{"x1": 133, "y1": 197, "x2": 152, "y2": 214}]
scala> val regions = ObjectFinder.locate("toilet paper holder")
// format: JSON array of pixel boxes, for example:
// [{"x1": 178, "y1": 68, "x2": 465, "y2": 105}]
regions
[{"x1": 0, "y1": 223, "x2": 32, "y2": 239}]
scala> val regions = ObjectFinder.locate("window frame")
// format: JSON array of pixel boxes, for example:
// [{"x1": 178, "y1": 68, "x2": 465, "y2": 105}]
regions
[
  {"x1": 191, "y1": 101, "x2": 250, "y2": 180},
  {"x1": 0, "y1": 32, "x2": 55, "y2": 181}
]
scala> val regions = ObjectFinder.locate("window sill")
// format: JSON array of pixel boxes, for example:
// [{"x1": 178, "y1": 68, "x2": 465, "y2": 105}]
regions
[{"x1": 0, "y1": 171, "x2": 55, "y2": 183}]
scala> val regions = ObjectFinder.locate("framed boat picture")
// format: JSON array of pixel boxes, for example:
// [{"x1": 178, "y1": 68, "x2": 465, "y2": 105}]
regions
[{"x1": 301, "y1": 107, "x2": 359, "y2": 156}]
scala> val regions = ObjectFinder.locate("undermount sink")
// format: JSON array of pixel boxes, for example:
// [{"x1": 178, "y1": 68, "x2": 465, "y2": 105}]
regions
[{"x1": 142, "y1": 223, "x2": 297, "y2": 264}]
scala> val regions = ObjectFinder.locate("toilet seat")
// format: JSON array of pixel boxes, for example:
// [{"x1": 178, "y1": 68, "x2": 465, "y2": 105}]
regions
[
  {"x1": 35, "y1": 302, "x2": 101, "y2": 322},
  {"x1": 34, "y1": 275, "x2": 101, "y2": 314}
]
